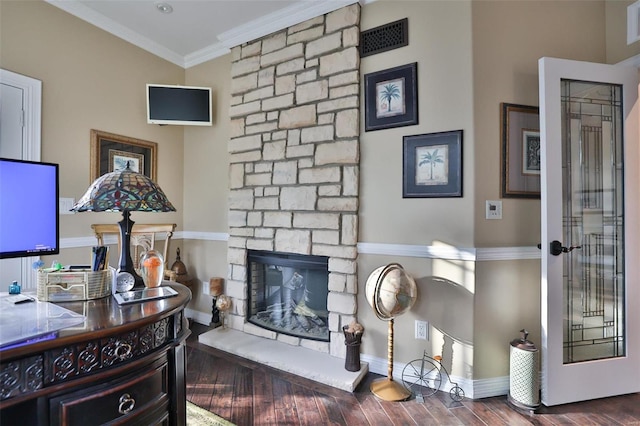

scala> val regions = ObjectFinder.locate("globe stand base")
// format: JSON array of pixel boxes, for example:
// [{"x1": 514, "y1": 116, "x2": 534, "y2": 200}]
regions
[{"x1": 370, "y1": 378, "x2": 411, "y2": 401}]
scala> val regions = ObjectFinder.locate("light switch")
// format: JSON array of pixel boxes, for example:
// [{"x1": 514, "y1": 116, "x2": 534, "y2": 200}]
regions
[
  {"x1": 486, "y1": 200, "x2": 502, "y2": 220},
  {"x1": 59, "y1": 197, "x2": 76, "y2": 215}
]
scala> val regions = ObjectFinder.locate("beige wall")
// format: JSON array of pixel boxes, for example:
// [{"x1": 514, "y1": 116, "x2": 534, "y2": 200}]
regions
[
  {"x1": 358, "y1": 253, "x2": 476, "y2": 381},
  {"x1": 2, "y1": 0, "x2": 638, "y2": 386},
  {"x1": 358, "y1": 0, "x2": 476, "y2": 379},
  {"x1": 0, "y1": 0, "x2": 185, "y2": 268},
  {"x1": 183, "y1": 57, "x2": 231, "y2": 234},
  {"x1": 472, "y1": 0, "x2": 606, "y2": 247},
  {"x1": 360, "y1": 0, "x2": 475, "y2": 247},
  {"x1": 181, "y1": 57, "x2": 232, "y2": 314},
  {"x1": 606, "y1": 0, "x2": 640, "y2": 64},
  {"x1": 475, "y1": 260, "x2": 540, "y2": 379},
  {"x1": 471, "y1": 0, "x2": 608, "y2": 380}
]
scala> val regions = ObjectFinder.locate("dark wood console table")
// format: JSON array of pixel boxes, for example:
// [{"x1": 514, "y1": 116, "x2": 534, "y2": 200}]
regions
[{"x1": 0, "y1": 283, "x2": 191, "y2": 425}]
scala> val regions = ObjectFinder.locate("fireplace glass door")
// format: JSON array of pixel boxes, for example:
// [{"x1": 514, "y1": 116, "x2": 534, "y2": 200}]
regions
[{"x1": 247, "y1": 250, "x2": 329, "y2": 341}]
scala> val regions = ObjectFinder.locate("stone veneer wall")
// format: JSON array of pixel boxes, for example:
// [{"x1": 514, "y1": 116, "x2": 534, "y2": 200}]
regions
[{"x1": 225, "y1": 4, "x2": 361, "y2": 358}]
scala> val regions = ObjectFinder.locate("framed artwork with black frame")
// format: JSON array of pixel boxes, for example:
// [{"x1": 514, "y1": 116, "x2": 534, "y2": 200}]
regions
[
  {"x1": 364, "y1": 62, "x2": 418, "y2": 131},
  {"x1": 403, "y1": 130, "x2": 463, "y2": 198},
  {"x1": 90, "y1": 129, "x2": 157, "y2": 182},
  {"x1": 500, "y1": 103, "x2": 540, "y2": 199}
]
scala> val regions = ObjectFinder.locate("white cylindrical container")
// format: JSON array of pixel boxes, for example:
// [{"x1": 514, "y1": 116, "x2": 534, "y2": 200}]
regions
[{"x1": 508, "y1": 329, "x2": 540, "y2": 410}]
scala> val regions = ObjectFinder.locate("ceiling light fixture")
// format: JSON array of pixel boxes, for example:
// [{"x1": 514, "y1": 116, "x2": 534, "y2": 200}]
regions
[{"x1": 155, "y1": 2, "x2": 173, "y2": 14}]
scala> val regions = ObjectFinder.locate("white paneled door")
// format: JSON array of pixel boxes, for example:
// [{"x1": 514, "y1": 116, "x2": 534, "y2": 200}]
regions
[
  {"x1": 539, "y1": 57, "x2": 640, "y2": 406},
  {"x1": 0, "y1": 69, "x2": 42, "y2": 289}
]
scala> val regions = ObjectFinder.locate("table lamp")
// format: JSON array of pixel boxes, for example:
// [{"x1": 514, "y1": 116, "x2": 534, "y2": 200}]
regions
[{"x1": 71, "y1": 164, "x2": 175, "y2": 289}]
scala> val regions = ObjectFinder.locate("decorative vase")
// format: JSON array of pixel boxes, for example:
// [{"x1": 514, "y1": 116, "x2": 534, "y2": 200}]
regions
[
  {"x1": 343, "y1": 322, "x2": 364, "y2": 372},
  {"x1": 140, "y1": 250, "x2": 164, "y2": 288}
]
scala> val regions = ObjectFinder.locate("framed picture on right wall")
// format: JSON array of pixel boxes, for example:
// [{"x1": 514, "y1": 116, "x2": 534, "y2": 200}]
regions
[
  {"x1": 500, "y1": 103, "x2": 540, "y2": 198},
  {"x1": 403, "y1": 130, "x2": 463, "y2": 198}
]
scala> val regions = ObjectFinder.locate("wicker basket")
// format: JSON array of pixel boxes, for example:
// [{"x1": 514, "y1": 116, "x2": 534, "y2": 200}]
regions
[{"x1": 37, "y1": 269, "x2": 112, "y2": 302}]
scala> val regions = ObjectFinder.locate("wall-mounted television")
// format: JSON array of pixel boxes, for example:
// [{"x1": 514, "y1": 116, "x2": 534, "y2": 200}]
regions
[
  {"x1": 146, "y1": 84, "x2": 212, "y2": 126},
  {"x1": 0, "y1": 158, "x2": 60, "y2": 259}
]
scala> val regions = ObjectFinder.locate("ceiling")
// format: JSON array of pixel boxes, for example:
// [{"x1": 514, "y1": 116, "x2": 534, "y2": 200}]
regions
[{"x1": 46, "y1": 0, "x2": 361, "y2": 69}]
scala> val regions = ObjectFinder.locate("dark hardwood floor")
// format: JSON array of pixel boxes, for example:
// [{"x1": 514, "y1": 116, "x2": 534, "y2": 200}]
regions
[{"x1": 186, "y1": 323, "x2": 640, "y2": 425}]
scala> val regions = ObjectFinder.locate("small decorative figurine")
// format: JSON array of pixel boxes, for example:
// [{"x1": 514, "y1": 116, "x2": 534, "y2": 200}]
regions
[{"x1": 215, "y1": 294, "x2": 232, "y2": 329}]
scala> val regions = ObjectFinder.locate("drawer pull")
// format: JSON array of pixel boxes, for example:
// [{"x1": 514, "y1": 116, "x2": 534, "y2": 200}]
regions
[
  {"x1": 114, "y1": 342, "x2": 132, "y2": 360},
  {"x1": 118, "y1": 393, "x2": 135, "y2": 414}
]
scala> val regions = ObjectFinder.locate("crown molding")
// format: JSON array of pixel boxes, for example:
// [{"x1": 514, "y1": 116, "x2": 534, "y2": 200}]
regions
[
  {"x1": 216, "y1": 0, "x2": 357, "y2": 51},
  {"x1": 186, "y1": 0, "x2": 359, "y2": 67},
  {"x1": 46, "y1": 0, "x2": 364, "y2": 69},
  {"x1": 184, "y1": 43, "x2": 232, "y2": 69},
  {"x1": 45, "y1": 0, "x2": 186, "y2": 67}
]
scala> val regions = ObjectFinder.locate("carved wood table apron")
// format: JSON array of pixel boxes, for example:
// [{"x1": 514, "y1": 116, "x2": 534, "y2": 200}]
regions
[{"x1": 0, "y1": 283, "x2": 191, "y2": 426}]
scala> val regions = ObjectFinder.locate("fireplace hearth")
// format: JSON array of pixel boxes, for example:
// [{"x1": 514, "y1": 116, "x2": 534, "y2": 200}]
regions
[{"x1": 247, "y1": 250, "x2": 329, "y2": 341}]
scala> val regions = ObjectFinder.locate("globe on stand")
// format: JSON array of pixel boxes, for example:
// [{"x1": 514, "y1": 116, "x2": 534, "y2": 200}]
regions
[{"x1": 365, "y1": 263, "x2": 418, "y2": 401}]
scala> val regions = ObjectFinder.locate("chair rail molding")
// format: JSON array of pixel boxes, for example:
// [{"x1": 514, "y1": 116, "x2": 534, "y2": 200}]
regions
[{"x1": 62, "y1": 234, "x2": 539, "y2": 261}]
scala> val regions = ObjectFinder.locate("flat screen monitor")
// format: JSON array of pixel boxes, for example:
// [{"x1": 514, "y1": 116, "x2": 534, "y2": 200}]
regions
[
  {"x1": 147, "y1": 84, "x2": 212, "y2": 126},
  {"x1": 0, "y1": 158, "x2": 60, "y2": 259}
]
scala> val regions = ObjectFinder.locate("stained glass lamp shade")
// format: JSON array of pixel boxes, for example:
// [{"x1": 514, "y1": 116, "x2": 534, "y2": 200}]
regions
[{"x1": 71, "y1": 166, "x2": 175, "y2": 288}]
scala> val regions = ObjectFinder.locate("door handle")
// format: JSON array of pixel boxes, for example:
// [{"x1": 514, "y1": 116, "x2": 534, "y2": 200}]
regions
[{"x1": 550, "y1": 240, "x2": 582, "y2": 256}]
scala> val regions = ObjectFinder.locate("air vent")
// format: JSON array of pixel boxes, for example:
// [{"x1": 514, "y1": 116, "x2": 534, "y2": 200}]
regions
[{"x1": 360, "y1": 18, "x2": 408, "y2": 58}]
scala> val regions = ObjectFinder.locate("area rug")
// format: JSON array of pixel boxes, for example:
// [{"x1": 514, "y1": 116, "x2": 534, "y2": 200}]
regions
[{"x1": 186, "y1": 401, "x2": 236, "y2": 426}]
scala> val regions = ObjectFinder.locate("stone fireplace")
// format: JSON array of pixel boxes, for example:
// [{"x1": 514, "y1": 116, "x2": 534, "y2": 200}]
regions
[{"x1": 225, "y1": 4, "x2": 361, "y2": 358}]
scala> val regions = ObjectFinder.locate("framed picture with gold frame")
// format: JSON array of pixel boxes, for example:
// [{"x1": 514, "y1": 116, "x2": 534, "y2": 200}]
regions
[
  {"x1": 90, "y1": 130, "x2": 157, "y2": 182},
  {"x1": 500, "y1": 103, "x2": 540, "y2": 199}
]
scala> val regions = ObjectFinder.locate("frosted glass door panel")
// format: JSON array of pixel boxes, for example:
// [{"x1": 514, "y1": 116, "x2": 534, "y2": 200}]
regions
[{"x1": 560, "y1": 80, "x2": 624, "y2": 364}]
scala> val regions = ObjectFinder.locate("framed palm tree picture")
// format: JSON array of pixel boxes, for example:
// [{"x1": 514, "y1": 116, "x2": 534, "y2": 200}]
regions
[
  {"x1": 403, "y1": 130, "x2": 463, "y2": 198},
  {"x1": 365, "y1": 63, "x2": 418, "y2": 131}
]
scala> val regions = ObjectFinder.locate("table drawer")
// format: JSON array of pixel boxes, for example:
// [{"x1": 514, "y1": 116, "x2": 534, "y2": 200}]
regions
[{"x1": 50, "y1": 360, "x2": 168, "y2": 425}]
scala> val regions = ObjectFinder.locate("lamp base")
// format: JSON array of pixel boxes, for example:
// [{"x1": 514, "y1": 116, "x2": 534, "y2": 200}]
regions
[
  {"x1": 370, "y1": 378, "x2": 411, "y2": 401},
  {"x1": 118, "y1": 211, "x2": 144, "y2": 289}
]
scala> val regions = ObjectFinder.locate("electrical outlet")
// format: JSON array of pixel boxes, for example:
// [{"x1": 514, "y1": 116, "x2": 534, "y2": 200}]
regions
[{"x1": 415, "y1": 320, "x2": 428, "y2": 340}]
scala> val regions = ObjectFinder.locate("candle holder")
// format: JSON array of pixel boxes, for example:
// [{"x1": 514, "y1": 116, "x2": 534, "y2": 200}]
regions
[{"x1": 209, "y1": 277, "x2": 224, "y2": 328}]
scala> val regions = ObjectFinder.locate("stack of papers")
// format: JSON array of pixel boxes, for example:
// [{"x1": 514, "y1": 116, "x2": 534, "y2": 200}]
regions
[{"x1": 0, "y1": 295, "x2": 86, "y2": 350}]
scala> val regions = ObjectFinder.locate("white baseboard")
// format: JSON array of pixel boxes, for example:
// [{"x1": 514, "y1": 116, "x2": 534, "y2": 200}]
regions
[
  {"x1": 472, "y1": 375, "x2": 510, "y2": 399},
  {"x1": 360, "y1": 354, "x2": 508, "y2": 400},
  {"x1": 185, "y1": 308, "x2": 212, "y2": 326}
]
